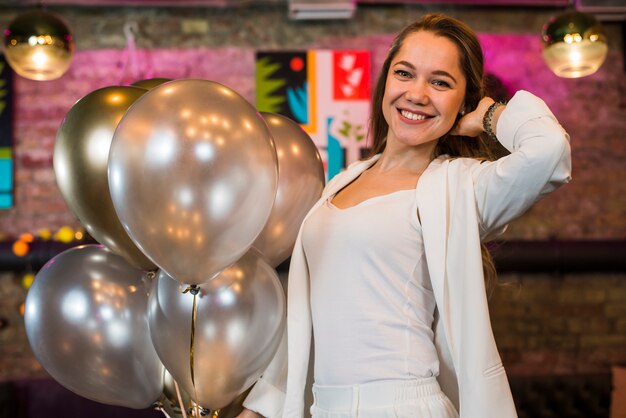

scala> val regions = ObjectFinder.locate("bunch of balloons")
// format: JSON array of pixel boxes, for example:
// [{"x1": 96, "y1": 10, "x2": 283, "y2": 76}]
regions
[{"x1": 24, "y1": 78, "x2": 325, "y2": 416}]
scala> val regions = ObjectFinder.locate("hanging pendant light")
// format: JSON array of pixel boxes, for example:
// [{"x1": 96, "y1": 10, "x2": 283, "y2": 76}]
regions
[
  {"x1": 541, "y1": 10, "x2": 608, "y2": 78},
  {"x1": 3, "y1": 10, "x2": 74, "y2": 81}
]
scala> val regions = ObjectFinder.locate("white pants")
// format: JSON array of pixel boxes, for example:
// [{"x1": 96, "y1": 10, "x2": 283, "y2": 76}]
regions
[{"x1": 310, "y1": 377, "x2": 459, "y2": 418}]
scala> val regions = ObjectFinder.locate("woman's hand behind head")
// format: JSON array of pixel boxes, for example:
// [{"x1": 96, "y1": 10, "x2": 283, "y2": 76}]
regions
[{"x1": 450, "y1": 97, "x2": 496, "y2": 138}]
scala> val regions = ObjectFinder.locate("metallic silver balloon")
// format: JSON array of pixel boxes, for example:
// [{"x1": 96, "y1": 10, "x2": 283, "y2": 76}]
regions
[
  {"x1": 54, "y1": 86, "x2": 156, "y2": 270},
  {"x1": 109, "y1": 79, "x2": 278, "y2": 284},
  {"x1": 24, "y1": 244, "x2": 164, "y2": 409},
  {"x1": 254, "y1": 112, "x2": 325, "y2": 267},
  {"x1": 148, "y1": 249, "x2": 285, "y2": 410}
]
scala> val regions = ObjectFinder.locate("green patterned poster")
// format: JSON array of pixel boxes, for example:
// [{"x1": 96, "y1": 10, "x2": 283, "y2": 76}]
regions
[
  {"x1": 0, "y1": 54, "x2": 12, "y2": 209},
  {"x1": 256, "y1": 50, "x2": 371, "y2": 181}
]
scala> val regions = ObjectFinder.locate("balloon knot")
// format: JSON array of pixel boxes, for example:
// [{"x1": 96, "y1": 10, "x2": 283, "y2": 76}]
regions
[
  {"x1": 182, "y1": 285, "x2": 200, "y2": 295},
  {"x1": 187, "y1": 406, "x2": 210, "y2": 416}
]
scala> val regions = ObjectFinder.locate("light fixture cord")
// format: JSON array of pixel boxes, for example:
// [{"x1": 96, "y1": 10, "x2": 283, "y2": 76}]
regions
[{"x1": 119, "y1": 21, "x2": 140, "y2": 84}]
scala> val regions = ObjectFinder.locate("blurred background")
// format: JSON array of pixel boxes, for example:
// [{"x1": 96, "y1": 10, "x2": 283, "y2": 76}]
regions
[{"x1": 0, "y1": 0, "x2": 624, "y2": 417}]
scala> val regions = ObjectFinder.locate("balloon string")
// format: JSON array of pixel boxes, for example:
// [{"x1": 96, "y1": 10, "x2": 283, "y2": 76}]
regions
[
  {"x1": 190, "y1": 292, "x2": 197, "y2": 387},
  {"x1": 182, "y1": 284, "x2": 201, "y2": 418},
  {"x1": 174, "y1": 380, "x2": 188, "y2": 418},
  {"x1": 156, "y1": 407, "x2": 173, "y2": 418}
]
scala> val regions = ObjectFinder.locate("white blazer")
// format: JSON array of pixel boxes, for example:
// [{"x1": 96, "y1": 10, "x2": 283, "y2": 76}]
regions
[{"x1": 243, "y1": 90, "x2": 572, "y2": 418}]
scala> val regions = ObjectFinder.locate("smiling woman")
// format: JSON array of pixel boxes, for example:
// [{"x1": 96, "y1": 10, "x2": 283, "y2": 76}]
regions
[{"x1": 238, "y1": 13, "x2": 572, "y2": 418}]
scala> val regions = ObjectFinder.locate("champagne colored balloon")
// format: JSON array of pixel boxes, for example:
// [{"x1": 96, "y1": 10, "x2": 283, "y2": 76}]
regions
[
  {"x1": 54, "y1": 86, "x2": 156, "y2": 270},
  {"x1": 109, "y1": 79, "x2": 278, "y2": 284},
  {"x1": 132, "y1": 77, "x2": 172, "y2": 90},
  {"x1": 148, "y1": 249, "x2": 285, "y2": 410},
  {"x1": 24, "y1": 244, "x2": 164, "y2": 409},
  {"x1": 254, "y1": 112, "x2": 325, "y2": 267}
]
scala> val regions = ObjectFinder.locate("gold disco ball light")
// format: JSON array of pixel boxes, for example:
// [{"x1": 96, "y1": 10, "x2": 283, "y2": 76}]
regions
[
  {"x1": 3, "y1": 10, "x2": 74, "y2": 81},
  {"x1": 541, "y1": 10, "x2": 608, "y2": 79}
]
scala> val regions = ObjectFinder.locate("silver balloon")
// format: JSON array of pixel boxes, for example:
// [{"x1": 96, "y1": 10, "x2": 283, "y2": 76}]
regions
[
  {"x1": 254, "y1": 112, "x2": 325, "y2": 267},
  {"x1": 148, "y1": 249, "x2": 285, "y2": 410},
  {"x1": 109, "y1": 79, "x2": 278, "y2": 284},
  {"x1": 24, "y1": 244, "x2": 164, "y2": 409}
]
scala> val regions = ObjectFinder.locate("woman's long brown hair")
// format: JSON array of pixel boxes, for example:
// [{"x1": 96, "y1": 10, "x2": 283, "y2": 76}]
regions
[{"x1": 369, "y1": 13, "x2": 498, "y2": 293}]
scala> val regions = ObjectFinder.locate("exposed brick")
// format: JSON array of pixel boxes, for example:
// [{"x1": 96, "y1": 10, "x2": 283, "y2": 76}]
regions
[
  {"x1": 544, "y1": 318, "x2": 568, "y2": 333},
  {"x1": 580, "y1": 335, "x2": 626, "y2": 348},
  {"x1": 557, "y1": 287, "x2": 606, "y2": 304},
  {"x1": 489, "y1": 304, "x2": 526, "y2": 317},
  {"x1": 606, "y1": 303, "x2": 626, "y2": 317},
  {"x1": 616, "y1": 319, "x2": 626, "y2": 334},
  {"x1": 525, "y1": 335, "x2": 578, "y2": 351},
  {"x1": 514, "y1": 320, "x2": 543, "y2": 334},
  {"x1": 607, "y1": 288, "x2": 626, "y2": 302},
  {"x1": 527, "y1": 303, "x2": 605, "y2": 317},
  {"x1": 493, "y1": 334, "x2": 527, "y2": 350},
  {"x1": 566, "y1": 318, "x2": 611, "y2": 334}
]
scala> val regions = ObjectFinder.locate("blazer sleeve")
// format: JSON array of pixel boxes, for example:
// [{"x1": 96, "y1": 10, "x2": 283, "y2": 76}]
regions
[
  {"x1": 242, "y1": 326, "x2": 287, "y2": 417},
  {"x1": 471, "y1": 90, "x2": 572, "y2": 239}
]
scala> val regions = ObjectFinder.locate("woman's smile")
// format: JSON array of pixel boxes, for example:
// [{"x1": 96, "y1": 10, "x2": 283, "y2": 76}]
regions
[{"x1": 398, "y1": 108, "x2": 433, "y2": 123}]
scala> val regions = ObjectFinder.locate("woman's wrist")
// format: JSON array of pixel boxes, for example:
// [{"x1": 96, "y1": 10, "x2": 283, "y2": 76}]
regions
[{"x1": 482, "y1": 100, "x2": 506, "y2": 141}]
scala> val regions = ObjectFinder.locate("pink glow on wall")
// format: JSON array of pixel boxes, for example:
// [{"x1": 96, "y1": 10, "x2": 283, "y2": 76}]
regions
[
  {"x1": 479, "y1": 33, "x2": 571, "y2": 103},
  {"x1": 3, "y1": 33, "x2": 625, "y2": 240}
]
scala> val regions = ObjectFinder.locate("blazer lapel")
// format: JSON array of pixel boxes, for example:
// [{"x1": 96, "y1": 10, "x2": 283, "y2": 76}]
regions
[
  {"x1": 416, "y1": 157, "x2": 457, "y2": 358},
  {"x1": 320, "y1": 155, "x2": 381, "y2": 201}
]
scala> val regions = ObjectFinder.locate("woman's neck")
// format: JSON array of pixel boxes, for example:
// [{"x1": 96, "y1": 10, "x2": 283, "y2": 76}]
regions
[{"x1": 376, "y1": 140, "x2": 437, "y2": 174}]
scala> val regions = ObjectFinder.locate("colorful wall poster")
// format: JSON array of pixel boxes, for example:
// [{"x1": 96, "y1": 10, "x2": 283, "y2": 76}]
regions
[
  {"x1": 256, "y1": 50, "x2": 371, "y2": 181},
  {"x1": 0, "y1": 55, "x2": 13, "y2": 209}
]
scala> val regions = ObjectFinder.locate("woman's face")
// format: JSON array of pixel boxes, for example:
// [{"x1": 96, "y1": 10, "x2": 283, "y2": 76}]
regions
[{"x1": 382, "y1": 30, "x2": 467, "y2": 150}]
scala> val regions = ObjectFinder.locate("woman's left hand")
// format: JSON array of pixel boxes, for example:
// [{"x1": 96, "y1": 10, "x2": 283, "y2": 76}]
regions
[{"x1": 450, "y1": 97, "x2": 496, "y2": 138}]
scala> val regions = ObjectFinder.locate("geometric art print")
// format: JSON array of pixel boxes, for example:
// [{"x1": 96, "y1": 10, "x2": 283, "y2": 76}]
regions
[{"x1": 256, "y1": 49, "x2": 371, "y2": 181}]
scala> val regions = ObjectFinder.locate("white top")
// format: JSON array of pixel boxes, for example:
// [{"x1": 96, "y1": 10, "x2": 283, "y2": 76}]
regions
[{"x1": 302, "y1": 189, "x2": 439, "y2": 385}]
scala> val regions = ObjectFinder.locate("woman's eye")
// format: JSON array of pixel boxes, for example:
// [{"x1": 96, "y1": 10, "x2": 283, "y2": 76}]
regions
[
  {"x1": 432, "y1": 80, "x2": 451, "y2": 88},
  {"x1": 393, "y1": 69, "x2": 412, "y2": 78}
]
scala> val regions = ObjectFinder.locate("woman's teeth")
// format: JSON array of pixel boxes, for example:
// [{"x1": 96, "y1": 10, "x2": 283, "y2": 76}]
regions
[{"x1": 401, "y1": 110, "x2": 427, "y2": 121}]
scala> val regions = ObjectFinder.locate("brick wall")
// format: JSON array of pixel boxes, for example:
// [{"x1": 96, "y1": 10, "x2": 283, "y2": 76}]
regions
[
  {"x1": 0, "y1": 4, "x2": 624, "y2": 381},
  {"x1": 492, "y1": 274, "x2": 626, "y2": 376}
]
